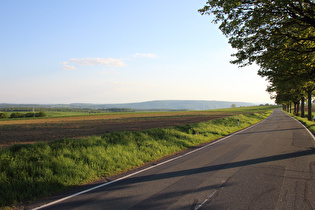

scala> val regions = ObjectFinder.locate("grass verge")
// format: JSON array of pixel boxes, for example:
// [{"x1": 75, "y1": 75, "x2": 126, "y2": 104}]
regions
[
  {"x1": 287, "y1": 112, "x2": 315, "y2": 135},
  {"x1": 0, "y1": 109, "x2": 274, "y2": 208}
]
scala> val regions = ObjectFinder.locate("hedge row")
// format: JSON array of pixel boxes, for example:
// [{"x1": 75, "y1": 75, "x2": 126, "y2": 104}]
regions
[{"x1": 0, "y1": 111, "x2": 47, "y2": 119}]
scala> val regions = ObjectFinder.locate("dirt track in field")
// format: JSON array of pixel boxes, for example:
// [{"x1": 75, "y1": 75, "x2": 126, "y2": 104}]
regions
[{"x1": 0, "y1": 112, "x2": 231, "y2": 148}]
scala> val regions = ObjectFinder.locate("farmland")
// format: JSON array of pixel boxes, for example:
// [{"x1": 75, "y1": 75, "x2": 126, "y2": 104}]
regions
[{"x1": 0, "y1": 106, "x2": 276, "y2": 148}]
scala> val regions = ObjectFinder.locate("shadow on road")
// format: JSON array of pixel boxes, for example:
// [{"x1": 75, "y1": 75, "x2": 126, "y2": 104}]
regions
[
  {"x1": 118, "y1": 148, "x2": 315, "y2": 185},
  {"x1": 31, "y1": 148, "x2": 315, "y2": 210},
  {"x1": 235, "y1": 127, "x2": 304, "y2": 136},
  {"x1": 42, "y1": 148, "x2": 315, "y2": 210}
]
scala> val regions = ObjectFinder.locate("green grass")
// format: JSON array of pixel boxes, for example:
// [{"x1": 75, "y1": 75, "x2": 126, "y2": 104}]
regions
[
  {"x1": 287, "y1": 112, "x2": 315, "y2": 135},
  {"x1": 0, "y1": 108, "x2": 275, "y2": 208},
  {"x1": 44, "y1": 111, "x2": 100, "y2": 118},
  {"x1": 207, "y1": 105, "x2": 280, "y2": 113}
]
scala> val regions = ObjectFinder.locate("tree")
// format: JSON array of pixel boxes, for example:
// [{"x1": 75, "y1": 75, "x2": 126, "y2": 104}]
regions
[
  {"x1": 10, "y1": 113, "x2": 25, "y2": 118},
  {"x1": 231, "y1": 104, "x2": 236, "y2": 108},
  {"x1": 0, "y1": 112, "x2": 9, "y2": 119},
  {"x1": 257, "y1": 34, "x2": 315, "y2": 119},
  {"x1": 199, "y1": 0, "x2": 315, "y2": 66},
  {"x1": 199, "y1": 0, "x2": 315, "y2": 120},
  {"x1": 25, "y1": 112, "x2": 35, "y2": 117},
  {"x1": 35, "y1": 111, "x2": 47, "y2": 117}
]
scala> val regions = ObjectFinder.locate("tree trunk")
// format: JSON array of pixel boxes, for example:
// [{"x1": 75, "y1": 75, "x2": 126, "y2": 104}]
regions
[
  {"x1": 289, "y1": 103, "x2": 292, "y2": 113},
  {"x1": 301, "y1": 97, "x2": 305, "y2": 118},
  {"x1": 308, "y1": 90, "x2": 312, "y2": 121},
  {"x1": 296, "y1": 101, "x2": 300, "y2": 116}
]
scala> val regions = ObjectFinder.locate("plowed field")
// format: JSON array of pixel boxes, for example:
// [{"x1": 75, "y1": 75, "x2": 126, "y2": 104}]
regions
[{"x1": 0, "y1": 112, "x2": 231, "y2": 148}]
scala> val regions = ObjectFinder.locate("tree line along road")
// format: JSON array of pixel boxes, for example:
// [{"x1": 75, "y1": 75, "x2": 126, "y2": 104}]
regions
[{"x1": 29, "y1": 109, "x2": 315, "y2": 210}]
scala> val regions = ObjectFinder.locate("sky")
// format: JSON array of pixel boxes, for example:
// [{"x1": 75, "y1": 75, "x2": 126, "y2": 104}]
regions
[{"x1": 0, "y1": 0, "x2": 274, "y2": 105}]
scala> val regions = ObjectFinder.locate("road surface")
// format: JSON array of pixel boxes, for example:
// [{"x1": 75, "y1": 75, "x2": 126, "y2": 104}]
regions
[{"x1": 30, "y1": 109, "x2": 315, "y2": 209}]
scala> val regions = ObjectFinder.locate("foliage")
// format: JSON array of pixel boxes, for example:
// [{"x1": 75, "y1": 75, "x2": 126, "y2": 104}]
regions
[
  {"x1": 25, "y1": 112, "x2": 35, "y2": 118},
  {"x1": 10, "y1": 113, "x2": 25, "y2": 118},
  {"x1": 0, "y1": 108, "x2": 274, "y2": 207},
  {"x1": 35, "y1": 111, "x2": 47, "y2": 117},
  {"x1": 8, "y1": 112, "x2": 47, "y2": 119},
  {"x1": 199, "y1": 0, "x2": 315, "y2": 120},
  {"x1": 199, "y1": 0, "x2": 315, "y2": 66},
  {"x1": 0, "y1": 112, "x2": 9, "y2": 119}
]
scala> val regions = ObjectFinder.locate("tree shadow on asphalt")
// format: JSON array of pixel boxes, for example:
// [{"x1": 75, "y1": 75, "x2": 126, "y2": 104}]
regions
[
  {"x1": 234, "y1": 127, "x2": 304, "y2": 135},
  {"x1": 118, "y1": 148, "x2": 315, "y2": 185},
  {"x1": 28, "y1": 148, "x2": 315, "y2": 210}
]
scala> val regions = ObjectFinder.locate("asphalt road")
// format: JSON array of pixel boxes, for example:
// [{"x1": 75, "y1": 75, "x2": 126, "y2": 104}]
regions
[{"x1": 31, "y1": 109, "x2": 315, "y2": 209}]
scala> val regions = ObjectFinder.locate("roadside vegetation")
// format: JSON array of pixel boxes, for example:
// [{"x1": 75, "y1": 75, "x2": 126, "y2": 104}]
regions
[
  {"x1": 288, "y1": 112, "x2": 315, "y2": 136},
  {"x1": 199, "y1": 1, "x2": 315, "y2": 121},
  {"x1": 284, "y1": 104, "x2": 315, "y2": 135},
  {"x1": 0, "y1": 106, "x2": 276, "y2": 208}
]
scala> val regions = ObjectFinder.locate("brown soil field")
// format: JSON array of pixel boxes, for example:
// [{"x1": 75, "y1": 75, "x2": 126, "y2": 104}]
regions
[{"x1": 0, "y1": 112, "x2": 231, "y2": 148}]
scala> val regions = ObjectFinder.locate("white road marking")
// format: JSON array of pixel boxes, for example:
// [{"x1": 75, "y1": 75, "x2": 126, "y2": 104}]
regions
[
  {"x1": 194, "y1": 179, "x2": 227, "y2": 210},
  {"x1": 32, "y1": 115, "x2": 269, "y2": 210},
  {"x1": 286, "y1": 112, "x2": 315, "y2": 142},
  {"x1": 195, "y1": 110, "x2": 315, "y2": 209}
]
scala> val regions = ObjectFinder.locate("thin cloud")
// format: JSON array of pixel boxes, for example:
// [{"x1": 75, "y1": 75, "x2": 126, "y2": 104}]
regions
[
  {"x1": 63, "y1": 64, "x2": 77, "y2": 71},
  {"x1": 61, "y1": 54, "x2": 156, "y2": 71},
  {"x1": 70, "y1": 58, "x2": 126, "y2": 67},
  {"x1": 133, "y1": 53, "x2": 157, "y2": 58}
]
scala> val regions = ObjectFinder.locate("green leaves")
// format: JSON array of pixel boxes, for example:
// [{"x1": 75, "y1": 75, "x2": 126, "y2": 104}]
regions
[
  {"x1": 200, "y1": 0, "x2": 315, "y2": 108},
  {"x1": 200, "y1": 0, "x2": 315, "y2": 65}
]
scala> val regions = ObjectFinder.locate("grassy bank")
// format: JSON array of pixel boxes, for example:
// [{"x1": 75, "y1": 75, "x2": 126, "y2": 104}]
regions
[
  {"x1": 287, "y1": 112, "x2": 315, "y2": 135},
  {"x1": 0, "y1": 108, "x2": 274, "y2": 208}
]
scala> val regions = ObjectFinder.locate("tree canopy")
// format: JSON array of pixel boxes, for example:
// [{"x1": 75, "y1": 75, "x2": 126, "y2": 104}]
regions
[
  {"x1": 199, "y1": 0, "x2": 315, "y2": 66},
  {"x1": 199, "y1": 0, "x2": 315, "y2": 120}
]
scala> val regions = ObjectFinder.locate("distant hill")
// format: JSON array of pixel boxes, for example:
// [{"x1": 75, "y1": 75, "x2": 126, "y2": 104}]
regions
[{"x1": 0, "y1": 100, "x2": 254, "y2": 110}]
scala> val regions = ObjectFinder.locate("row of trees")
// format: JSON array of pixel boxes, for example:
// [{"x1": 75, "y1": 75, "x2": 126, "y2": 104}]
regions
[
  {"x1": 199, "y1": 0, "x2": 315, "y2": 120},
  {"x1": 0, "y1": 107, "x2": 94, "y2": 113},
  {"x1": 0, "y1": 107, "x2": 134, "y2": 113},
  {"x1": 0, "y1": 111, "x2": 47, "y2": 119}
]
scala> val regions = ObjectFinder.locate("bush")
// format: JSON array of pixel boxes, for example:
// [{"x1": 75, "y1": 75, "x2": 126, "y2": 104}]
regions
[
  {"x1": 25, "y1": 112, "x2": 35, "y2": 118},
  {"x1": 35, "y1": 111, "x2": 47, "y2": 117},
  {"x1": 10, "y1": 113, "x2": 25, "y2": 118},
  {"x1": 0, "y1": 112, "x2": 9, "y2": 119},
  {"x1": 7, "y1": 111, "x2": 47, "y2": 119}
]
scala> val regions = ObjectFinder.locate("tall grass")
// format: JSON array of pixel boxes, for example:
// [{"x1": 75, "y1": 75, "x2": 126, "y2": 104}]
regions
[{"x1": 0, "y1": 110, "x2": 273, "y2": 207}]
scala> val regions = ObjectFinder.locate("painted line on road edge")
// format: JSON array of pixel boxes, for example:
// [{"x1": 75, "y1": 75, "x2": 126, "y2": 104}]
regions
[
  {"x1": 285, "y1": 112, "x2": 315, "y2": 142},
  {"x1": 32, "y1": 114, "x2": 270, "y2": 210},
  {"x1": 194, "y1": 179, "x2": 227, "y2": 210}
]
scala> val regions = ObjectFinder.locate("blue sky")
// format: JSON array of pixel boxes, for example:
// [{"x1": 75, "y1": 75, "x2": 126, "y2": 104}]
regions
[{"x1": 0, "y1": 0, "x2": 274, "y2": 104}]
